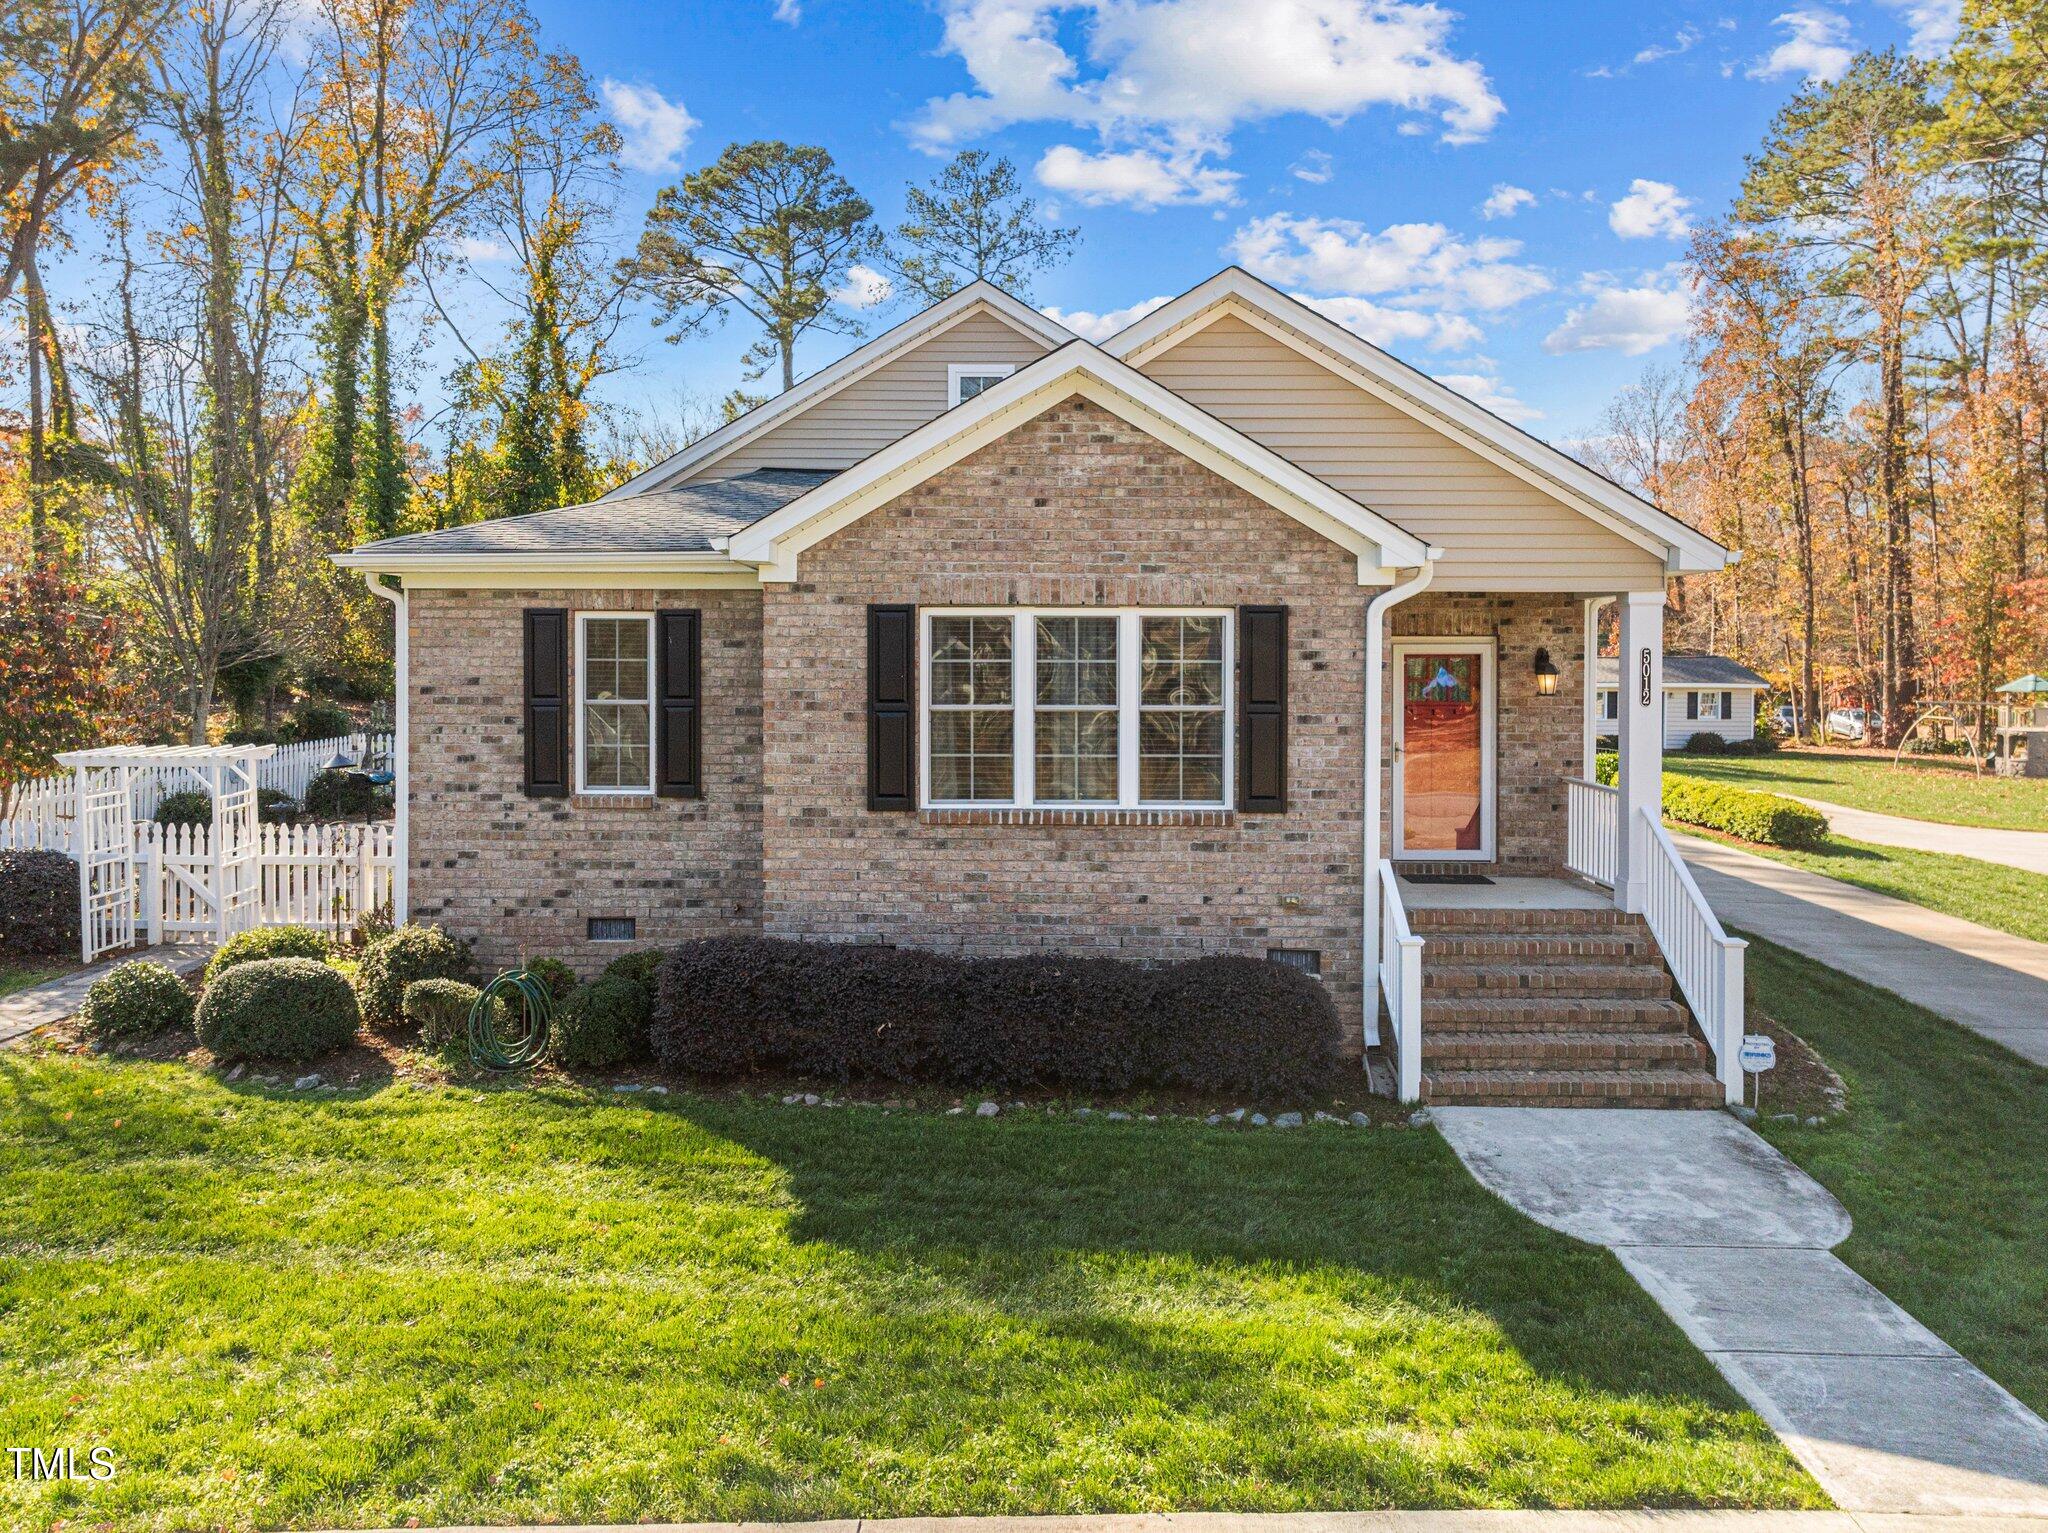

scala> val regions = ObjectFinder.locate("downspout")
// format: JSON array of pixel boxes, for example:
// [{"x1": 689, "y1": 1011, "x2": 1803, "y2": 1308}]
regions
[
  {"x1": 1361, "y1": 549, "x2": 1440, "y2": 1050},
  {"x1": 362, "y1": 571, "x2": 409, "y2": 924}
]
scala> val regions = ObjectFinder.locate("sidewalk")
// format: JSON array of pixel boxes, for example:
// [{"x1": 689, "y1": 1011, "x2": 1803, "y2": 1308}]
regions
[
  {"x1": 1783, "y1": 796, "x2": 2048, "y2": 878},
  {"x1": 0, "y1": 942, "x2": 213, "y2": 1047},
  {"x1": 1677, "y1": 833, "x2": 2048, "y2": 1067},
  {"x1": 1436, "y1": 1108, "x2": 2048, "y2": 1517}
]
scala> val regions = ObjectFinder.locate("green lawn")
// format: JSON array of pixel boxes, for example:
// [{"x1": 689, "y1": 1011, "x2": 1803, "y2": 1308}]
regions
[
  {"x1": 0, "y1": 1052, "x2": 1818, "y2": 1530},
  {"x1": 0, "y1": 957, "x2": 70, "y2": 1000},
  {"x1": 1675, "y1": 748, "x2": 2048, "y2": 832},
  {"x1": 1745, "y1": 937, "x2": 2048, "y2": 1416},
  {"x1": 1683, "y1": 824, "x2": 2048, "y2": 944}
]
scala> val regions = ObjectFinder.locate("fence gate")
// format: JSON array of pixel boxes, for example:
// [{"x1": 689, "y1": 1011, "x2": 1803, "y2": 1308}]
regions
[{"x1": 75, "y1": 767, "x2": 135, "y2": 961}]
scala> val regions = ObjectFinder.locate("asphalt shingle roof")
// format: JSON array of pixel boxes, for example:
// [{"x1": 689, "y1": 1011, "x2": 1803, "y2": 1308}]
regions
[
  {"x1": 348, "y1": 469, "x2": 834, "y2": 557},
  {"x1": 1594, "y1": 653, "x2": 1770, "y2": 689}
]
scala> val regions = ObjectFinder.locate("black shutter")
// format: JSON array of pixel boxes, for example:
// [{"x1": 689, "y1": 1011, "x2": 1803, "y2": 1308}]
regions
[
  {"x1": 1238, "y1": 604, "x2": 1288, "y2": 813},
  {"x1": 1686, "y1": 690, "x2": 1699, "y2": 720},
  {"x1": 656, "y1": 609, "x2": 701, "y2": 798},
  {"x1": 868, "y1": 604, "x2": 916, "y2": 810},
  {"x1": 1722, "y1": 690, "x2": 1734, "y2": 720},
  {"x1": 523, "y1": 608, "x2": 570, "y2": 797}
]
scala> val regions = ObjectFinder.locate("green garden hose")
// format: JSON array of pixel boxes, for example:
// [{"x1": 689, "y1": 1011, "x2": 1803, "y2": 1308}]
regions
[{"x1": 468, "y1": 969, "x2": 554, "y2": 1072}]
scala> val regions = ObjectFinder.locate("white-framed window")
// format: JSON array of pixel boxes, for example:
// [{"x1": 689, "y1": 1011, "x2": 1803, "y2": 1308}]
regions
[
  {"x1": 948, "y1": 362, "x2": 1014, "y2": 408},
  {"x1": 1600, "y1": 689, "x2": 1619, "y2": 721},
  {"x1": 920, "y1": 608, "x2": 1234, "y2": 809},
  {"x1": 1697, "y1": 690, "x2": 1724, "y2": 720},
  {"x1": 575, "y1": 612, "x2": 654, "y2": 794}
]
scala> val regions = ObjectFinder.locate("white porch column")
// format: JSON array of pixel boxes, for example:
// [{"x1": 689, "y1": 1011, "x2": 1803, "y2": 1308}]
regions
[{"x1": 1614, "y1": 589, "x2": 1665, "y2": 913}]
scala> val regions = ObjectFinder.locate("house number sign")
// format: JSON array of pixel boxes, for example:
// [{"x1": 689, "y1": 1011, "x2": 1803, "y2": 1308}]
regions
[{"x1": 1638, "y1": 649, "x2": 1653, "y2": 707}]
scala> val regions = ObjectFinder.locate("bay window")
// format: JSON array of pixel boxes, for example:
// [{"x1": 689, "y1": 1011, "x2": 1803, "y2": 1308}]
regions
[{"x1": 922, "y1": 609, "x2": 1233, "y2": 809}]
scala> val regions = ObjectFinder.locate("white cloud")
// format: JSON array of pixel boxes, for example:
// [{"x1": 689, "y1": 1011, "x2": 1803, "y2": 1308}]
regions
[
  {"x1": 1038, "y1": 294, "x2": 1173, "y2": 342},
  {"x1": 455, "y1": 236, "x2": 511, "y2": 262},
  {"x1": 1544, "y1": 271, "x2": 1693, "y2": 356},
  {"x1": 1228, "y1": 212, "x2": 1551, "y2": 312},
  {"x1": 600, "y1": 80, "x2": 698, "y2": 175},
  {"x1": 1587, "y1": 23, "x2": 1702, "y2": 78},
  {"x1": 1290, "y1": 149, "x2": 1335, "y2": 184},
  {"x1": 833, "y1": 264, "x2": 892, "y2": 309},
  {"x1": 1295, "y1": 294, "x2": 1483, "y2": 352},
  {"x1": 910, "y1": 0, "x2": 1504, "y2": 155},
  {"x1": 1877, "y1": 0, "x2": 1960, "y2": 56},
  {"x1": 1608, "y1": 179, "x2": 1693, "y2": 240},
  {"x1": 1433, "y1": 370, "x2": 1543, "y2": 423},
  {"x1": 1747, "y1": 10, "x2": 1855, "y2": 83},
  {"x1": 1036, "y1": 144, "x2": 1239, "y2": 208},
  {"x1": 1480, "y1": 183, "x2": 1535, "y2": 220},
  {"x1": 773, "y1": 0, "x2": 801, "y2": 20}
]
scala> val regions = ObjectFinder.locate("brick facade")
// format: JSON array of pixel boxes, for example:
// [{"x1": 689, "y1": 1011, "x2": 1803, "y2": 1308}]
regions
[{"x1": 400, "y1": 399, "x2": 1590, "y2": 1045}]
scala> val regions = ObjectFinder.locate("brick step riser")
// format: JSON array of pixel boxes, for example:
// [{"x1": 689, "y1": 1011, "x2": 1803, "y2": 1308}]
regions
[
  {"x1": 1424, "y1": 1037, "x2": 1710, "y2": 1067},
  {"x1": 1423, "y1": 939, "x2": 1658, "y2": 965},
  {"x1": 1426, "y1": 1091, "x2": 1719, "y2": 1109},
  {"x1": 1424, "y1": 970, "x2": 1673, "y2": 999},
  {"x1": 1424, "y1": 1074, "x2": 1724, "y2": 1105},
  {"x1": 1409, "y1": 910, "x2": 1646, "y2": 934},
  {"x1": 1422, "y1": 1003, "x2": 1694, "y2": 1032}
]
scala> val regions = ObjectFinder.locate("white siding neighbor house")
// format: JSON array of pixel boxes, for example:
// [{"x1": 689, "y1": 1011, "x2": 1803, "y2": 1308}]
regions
[{"x1": 1594, "y1": 653, "x2": 1770, "y2": 751}]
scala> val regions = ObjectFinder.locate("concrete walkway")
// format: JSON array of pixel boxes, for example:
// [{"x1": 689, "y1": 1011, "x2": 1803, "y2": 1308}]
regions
[
  {"x1": 1783, "y1": 795, "x2": 2048, "y2": 878},
  {"x1": 1677, "y1": 833, "x2": 2048, "y2": 1067},
  {"x1": 1436, "y1": 1108, "x2": 2048, "y2": 1517},
  {"x1": 0, "y1": 942, "x2": 212, "y2": 1047},
  {"x1": 343, "y1": 1516, "x2": 2048, "y2": 1533}
]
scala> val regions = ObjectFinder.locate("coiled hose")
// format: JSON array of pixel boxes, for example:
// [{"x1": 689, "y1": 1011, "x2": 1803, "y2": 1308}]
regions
[{"x1": 468, "y1": 969, "x2": 554, "y2": 1071}]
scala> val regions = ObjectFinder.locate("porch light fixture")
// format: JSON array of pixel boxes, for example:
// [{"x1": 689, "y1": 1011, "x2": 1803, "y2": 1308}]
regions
[{"x1": 1532, "y1": 648, "x2": 1559, "y2": 696}]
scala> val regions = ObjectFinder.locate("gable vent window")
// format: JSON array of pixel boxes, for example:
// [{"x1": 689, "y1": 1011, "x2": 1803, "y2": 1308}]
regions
[
  {"x1": 948, "y1": 363, "x2": 1014, "y2": 408},
  {"x1": 587, "y1": 917, "x2": 637, "y2": 942}
]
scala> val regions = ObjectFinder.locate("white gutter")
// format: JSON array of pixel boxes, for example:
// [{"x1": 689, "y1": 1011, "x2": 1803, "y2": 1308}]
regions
[
  {"x1": 1360, "y1": 551, "x2": 1441, "y2": 1050},
  {"x1": 362, "y1": 572, "x2": 409, "y2": 924}
]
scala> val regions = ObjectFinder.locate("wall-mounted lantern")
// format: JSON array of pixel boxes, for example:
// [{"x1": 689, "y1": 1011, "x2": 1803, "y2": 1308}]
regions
[{"x1": 1532, "y1": 647, "x2": 1560, "y2": 696}]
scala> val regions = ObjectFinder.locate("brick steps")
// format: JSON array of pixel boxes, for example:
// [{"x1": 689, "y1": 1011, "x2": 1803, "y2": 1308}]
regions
[{"x1": 1410, "y1": 908, "x2": 1722, "y2": 1108}]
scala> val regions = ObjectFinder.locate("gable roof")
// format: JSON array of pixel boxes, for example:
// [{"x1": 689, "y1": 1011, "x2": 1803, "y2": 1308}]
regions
[
  {"x1": 725, "y1": 340, "x2": 1435, "y2": 583},
  {"x1": 1101, "y1": 268, "x2": 1731, "y2": 576},
  {"x1": 600, "y1": 281, "x2": 1074, "y2": 500},
  {"x1": 1594, "y1": 653, "x2": 1770, "y2": 689}
]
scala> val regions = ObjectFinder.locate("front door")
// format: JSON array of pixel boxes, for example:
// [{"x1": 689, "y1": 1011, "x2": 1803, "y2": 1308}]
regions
[{"x1": 1393, "y1": 641, "x2": 1494, "y2": 860}]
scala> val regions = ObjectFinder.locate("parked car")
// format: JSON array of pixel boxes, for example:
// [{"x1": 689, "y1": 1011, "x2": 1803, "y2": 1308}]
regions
[
  {"x1": 1827, "y1": 707, "x2": 1869, "y2": 741},
  {"x1": 1773, "y1": 704, "x2": 1799, "y2": 735}
]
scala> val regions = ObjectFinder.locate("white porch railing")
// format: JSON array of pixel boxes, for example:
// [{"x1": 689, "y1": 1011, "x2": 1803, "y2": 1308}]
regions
[
  {"x1": 1564, "y1": 776, "x2": 1619, "y2": 888},
  {"x1": 1636, "y1": 807, "x2": 1745, "y2": 1103},
  {"x1": 1377, "y1": 861, "x2": 1426, "y2": 1103}
]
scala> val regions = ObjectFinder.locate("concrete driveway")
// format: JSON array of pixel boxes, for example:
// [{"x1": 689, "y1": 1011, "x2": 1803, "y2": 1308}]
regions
[{"x1": 1436, "y1": 1107, "x2": 2048, "y2": 1516}]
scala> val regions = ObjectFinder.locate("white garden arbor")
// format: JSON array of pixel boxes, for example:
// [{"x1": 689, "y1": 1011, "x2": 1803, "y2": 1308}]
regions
[{"x1": 54, "y1": 744, "x2": 276, "y2": 961}]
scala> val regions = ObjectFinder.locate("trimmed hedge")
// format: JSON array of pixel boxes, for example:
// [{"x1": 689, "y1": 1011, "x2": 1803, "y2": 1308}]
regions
[
  {"x1": 1661, "y1": 774, "x2": 1829, "y2": 848},
  {"x1": 80, "y1": 960, "x2": 194, "y2": 1043},
  {"x1": 303, "y1": 768, "x2": 378, "y2": 820},
  {"x1": 204, "y1": 924, "x2": 331, "y2": 984},
  {"x1": 154, "y1": 788, "x2": 212, "y2": 827},
  {"x1": 403, "y1": 977, "x2": 480, "y2": 1049},
  {"x1": 197, "y1": 957, "x2": 360, "y2": 1060},
  {"x1": 0, "y1": 848, "x2": 79, "y2": 957},
  {"x1": 523, "y1": 957, "x2": 579, "y2": 1005},
  {"x1": 356, "y1": 923, "x2": 470, "y2": 1026},
  {"x1": 553, "y1": 974, "x2": 651, "y2": 1068},
  {"x1": 651, "y1": 938, "x2": 1339, "y2": 1098}
]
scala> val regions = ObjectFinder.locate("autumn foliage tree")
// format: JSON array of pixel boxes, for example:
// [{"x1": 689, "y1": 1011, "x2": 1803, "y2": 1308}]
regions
[{"x1": 0, "y1": 570, "x2": 120, "y2": 815}]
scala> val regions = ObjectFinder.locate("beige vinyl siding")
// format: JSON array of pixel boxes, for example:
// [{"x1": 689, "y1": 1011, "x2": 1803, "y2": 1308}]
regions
[
  {"x1": 684, "y1": 311, "x2": 1053, "y2": 480},
  {"x1": 1139, "y1": 314, "x2": 1666, "y2": 590}
]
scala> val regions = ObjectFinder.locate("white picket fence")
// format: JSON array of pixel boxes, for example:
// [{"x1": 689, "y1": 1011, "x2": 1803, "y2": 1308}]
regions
[
  {"x1": 1, "y1": 732, "x2": 392, "y2": 855},
  {"x1": 135, "y1": 820, "x2": 396, "y2": 940}
]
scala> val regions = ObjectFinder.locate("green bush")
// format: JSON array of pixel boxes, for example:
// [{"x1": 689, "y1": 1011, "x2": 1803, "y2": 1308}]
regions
[
  {"x1": 79, "y1": 960, "x2": 194, "y2": 1043},
  {"x1": 1682, "y1": 731, "x2": 1728, "y2": 756},
  {"x1": 553, "y1": 974, "x2": 651, "y2": 1067},
  {"x1": 601, "y1": 949, "x2": 665, "y2": 990},
  {"x1": 1595, "y1": 751, "x2": 1618, "y2": 786},
  {"x1": 0, "y1": 848, "x2": 79, "y2": 956},
  {"x1": 302, "y1": 768, "x2": 377, "y2": 820},
  {"x1": 1662, "y1": 773, "x2": 1829, "y2": 848},
  {"x1": 356, "y1": 923, "x2": 470, "y2": 1025},
  {"x1": 523, "y1": 956, "x2": 580, "y2": 1006},
  {"x1": 197, "y1": 957, "x2": 360, "y2": 1061},
  {"x1": 153, "y1": 788, "x2": 212, "y2": 827},
  {"x1": 258, "y1": 787, "x2": 300, "y2": 823},
  {"x1": 287, "y1": 702, "x2": 353, "y2": 742},
  {"x1": 403, "y1": 977, "x2": 481, "y2": 1049},
  {"x1": 205, "y1": 924, "x2": 332, "y2": 984}
]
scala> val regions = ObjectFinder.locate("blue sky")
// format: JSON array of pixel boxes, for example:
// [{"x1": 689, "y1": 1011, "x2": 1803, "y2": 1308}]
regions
[{"x1": 550, "y1": 0, "x2": 1957, "y2": 442}]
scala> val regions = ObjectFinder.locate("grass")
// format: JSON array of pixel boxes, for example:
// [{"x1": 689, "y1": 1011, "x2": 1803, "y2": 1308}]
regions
[
  {"x1": 1682, "y1": 824, "x2": 2048, "y2": 944},
  {"x1": 0, "y1": 1052, "x2": 1818, "y2": 1530},
  {"x1": 1674, "y1": 748, "x2": 2048, "y2": 832},
  {"x1": 0, "y1": 955, "x2": 71, "y2": 1000},
  {"x1": 1745, "y1": 936, "x2": 2048, "y2": 1416}
]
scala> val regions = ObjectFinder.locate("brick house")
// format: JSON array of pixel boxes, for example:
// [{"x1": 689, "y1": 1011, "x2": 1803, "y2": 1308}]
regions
[{"x1": 338, "y1": 269, "x2": 1744, "y2": 1106}]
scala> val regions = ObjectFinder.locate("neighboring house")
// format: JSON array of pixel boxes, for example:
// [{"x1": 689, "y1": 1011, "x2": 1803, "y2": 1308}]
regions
[
  {"x1": 1592, "y1": 653, "x2": 1770, "y2": 753},
  {"x1": 337, "y1": 268, "x2": 1738, "y2": 1105}
]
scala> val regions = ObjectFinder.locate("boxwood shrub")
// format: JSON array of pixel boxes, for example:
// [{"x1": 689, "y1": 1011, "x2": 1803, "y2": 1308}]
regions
[
  {"x1": 197, "y1": 957, "x2": 360, "y2": 1060},
  {"x1": 79, "y1": 960, "x2": 194, "y2": 1043},
  {"x1": 403, "y1": 977, "x2": 480, "y2": 1049},
  {"x1": 356, "y1": 923, "x2": 470, "y2": 1026},
  {"x1": 0, "y1": 848, "x2": 79, "y2": 957},
  {"x1": 651, "y1": 937, "x2": 1338, "y2": 1098},
  {"x1": 1662, "y1": 774, "x2": 1829, "y2": 848},
  {"x1": 553, "y1": 974, "x2": 651, "y2": 1068},
  {"x1": 523, "y1": 956, "x2": 579, "y2": 1005},
  {"x1": 302, "y1": 768, "x2": 378, "y2": 820},
  {"x1": 204, "y1": 923, "x2": 332, "y2": 984}
]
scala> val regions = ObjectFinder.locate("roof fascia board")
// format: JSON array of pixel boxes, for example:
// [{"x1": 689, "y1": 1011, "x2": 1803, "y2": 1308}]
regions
[
  {"x1": 600, "y1": 285, "x2": 1073, "y2": 501},
  {"x1": 330, "y1": 550, "x2": 760, "y2": 589},
  {"x1": 728, "y1": 345, "x2": 1428, "y2": 583},
  {"x1": 1107, "y1": 273, "x2": 1729, "y2": 573}
]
